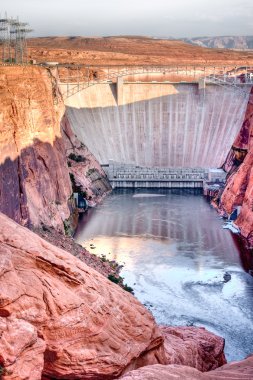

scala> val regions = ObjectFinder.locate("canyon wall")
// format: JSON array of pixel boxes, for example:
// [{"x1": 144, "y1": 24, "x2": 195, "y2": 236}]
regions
[
  {"x1": 64, "y1": 82, "x2": 250, "y2": 168},
  {"x1": 62, "y1": 115, "x2": 111, "y2": 201},
  {"x1": 0, "y1": 66, "x2": 71, "y2": 230},
  {"x1": 0, "y1": 66, "x2": 110, "y2": 232},
  {"x1": 219, "y1": 88, "x2": 253, "y2": 244}
]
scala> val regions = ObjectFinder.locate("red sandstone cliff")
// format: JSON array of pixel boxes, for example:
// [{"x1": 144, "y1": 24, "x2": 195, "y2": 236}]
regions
[
  {"x1": 0, "y1": 66, "x2": 71, "y2": 230},
  {"x1": 0, "y1": 66, "x2": 110, "y2": 232},
  {"x1": 220, "y1": 88, "x2": 253, "y2": 245},
  {"x1": 62, "y1": 115, "x2": 111, "y2": 202}
]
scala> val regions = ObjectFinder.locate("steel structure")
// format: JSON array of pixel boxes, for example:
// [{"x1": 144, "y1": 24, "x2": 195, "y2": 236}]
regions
[
  {"x1": 0, "y1": 13, "x2": 32, "y2": 63},
  {"x1": 56, "y1": 64, "x2": 253, "y2": 99}
]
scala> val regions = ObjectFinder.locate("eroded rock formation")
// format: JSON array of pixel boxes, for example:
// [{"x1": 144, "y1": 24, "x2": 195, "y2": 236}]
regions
[
  {"x1": 120, "y1": 354, "x2": 253, "y2": 379},
  {"x1": 219, "y1": 88, "x2": 253, "y2": 244},
  {"x1": 160, "y1": 326, "x2": 226, "y2": 372},
  {"x1": 0, "y1": 66, "x2": 71, "y2": 231},
  {"x1": 0, "y1": 212, "x2": 166, "y2": 379},
  {"x1": 0, "y1": 317, "x2": 45, "y2": 380},
  {"x1": 0, "y1": 66, "x2": 110, "y2": 233},
  {"x1": 0, "y1": 212, "x2": 228, "y2": 379},
  {"x1": 62, "y1": 115, "x2": 111, "y2": 202}
]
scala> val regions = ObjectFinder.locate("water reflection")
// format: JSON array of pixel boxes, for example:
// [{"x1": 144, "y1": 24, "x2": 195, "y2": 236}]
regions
[{"x1": 74, "y1": 189, "x2": 253, "y2": 361}]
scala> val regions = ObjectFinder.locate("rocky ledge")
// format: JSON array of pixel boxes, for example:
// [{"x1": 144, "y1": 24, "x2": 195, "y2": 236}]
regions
[{"x1": 120, "y1": 354, "x2": 253, "y2": 379}]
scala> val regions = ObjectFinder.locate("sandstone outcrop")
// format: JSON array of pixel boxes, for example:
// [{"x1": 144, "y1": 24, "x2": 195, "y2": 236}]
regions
[
  {"x1": 220, "y1": 88, "x2": 253, "y2": 245},
  {"x1": 62, "y1": 115, "x2": 111, "y2": 202},
  {"x1": 0, "y1": 317, "x2": 45, "y2": 380},
  {"x1": 0, "y1": 66, "x2": 110, "y2": 233},
  {"x1": 0, "y1": 65, "x2": 71, "y2": 231},
  {"x1": 160, "y1": 326, "x2": 226, "y2": 372},
  {"x1": 0, "y1": 212, "x2": 229, "y2": 379},
  {"x1": 0, "y1": 212, "x2": 166, "y2": 379},
  {"x1": 120, "y1": 355, "x2": 253, "y2": 379},
  {"x1": 120, "y1": 364, "x2": 206, "y2": 379}
]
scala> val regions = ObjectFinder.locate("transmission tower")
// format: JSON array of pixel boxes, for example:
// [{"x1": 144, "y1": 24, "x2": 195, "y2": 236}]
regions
[
  {"x1": 0, "y1": 13, "x2": 32, "y2": 63},
  {"x1": 0, "y1": 13, "x2": 11, "y2": 62}
]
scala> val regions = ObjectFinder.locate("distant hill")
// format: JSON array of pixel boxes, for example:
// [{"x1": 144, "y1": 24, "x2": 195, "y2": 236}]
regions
[
  {"x1": 182, "y1": 36, "x2": 253, "y2": 50},
  {"x1": 27, "y1": 36, "x2": 253, "y2": 66}
]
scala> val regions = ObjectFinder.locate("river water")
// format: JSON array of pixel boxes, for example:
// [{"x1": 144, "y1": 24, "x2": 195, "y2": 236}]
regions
[{"x1": 74, "y1": 189, "x2": 253, "y2": 362}]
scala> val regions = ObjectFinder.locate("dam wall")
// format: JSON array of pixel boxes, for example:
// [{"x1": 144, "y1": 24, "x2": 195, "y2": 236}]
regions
[{"x1": 63, "y1": 82, "x2": 251, "y2": 168}]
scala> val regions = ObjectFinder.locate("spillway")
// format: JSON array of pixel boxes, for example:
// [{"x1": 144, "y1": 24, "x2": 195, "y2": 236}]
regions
[{"x1": 63, "y1": 82, "x2": 250, "y2": 168}]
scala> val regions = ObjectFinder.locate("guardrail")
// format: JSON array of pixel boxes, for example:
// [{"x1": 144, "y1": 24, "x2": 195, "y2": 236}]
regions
[{"x1": 56, "y1": 64, "x2": 253, "y2": 99}]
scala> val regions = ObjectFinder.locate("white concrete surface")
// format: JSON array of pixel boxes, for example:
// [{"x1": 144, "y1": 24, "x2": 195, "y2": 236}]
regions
[{"x1": 63, "y1": 82, "x2": 250, "y2": 168}]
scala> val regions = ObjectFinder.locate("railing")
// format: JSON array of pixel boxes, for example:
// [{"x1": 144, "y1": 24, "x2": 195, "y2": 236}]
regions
[{"x1": 55, "y1": 64, "x2": 253, "y2": 99}]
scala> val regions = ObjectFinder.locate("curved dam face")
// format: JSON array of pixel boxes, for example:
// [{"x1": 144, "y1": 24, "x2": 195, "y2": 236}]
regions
[{"x1": 63, "y1": 82, "x2": 250, "y2": 168}]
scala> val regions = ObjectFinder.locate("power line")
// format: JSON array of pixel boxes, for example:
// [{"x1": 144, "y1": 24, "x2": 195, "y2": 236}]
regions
[{"x1": 0, "y1": 13, "x2": 32, "y2": 63}]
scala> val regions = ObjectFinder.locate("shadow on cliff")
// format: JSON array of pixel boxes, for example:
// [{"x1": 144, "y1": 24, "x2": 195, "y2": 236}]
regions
[
  {"x1": 0, "y1": 137, "x2": 72, "y2": 229},
  {"x1": 232, "y1": 234, "x2": 253, "y2": 272}
]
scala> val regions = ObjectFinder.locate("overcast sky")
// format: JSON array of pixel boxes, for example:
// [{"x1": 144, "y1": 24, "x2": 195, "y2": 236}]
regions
[{"x1": 1, "y1": 0, "x2": 252, "y2": 38}]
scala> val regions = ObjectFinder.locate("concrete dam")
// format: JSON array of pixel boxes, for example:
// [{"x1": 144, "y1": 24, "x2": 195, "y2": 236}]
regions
[{"x1": 60, "y1": 66, "x2": 252, "y2": 187}]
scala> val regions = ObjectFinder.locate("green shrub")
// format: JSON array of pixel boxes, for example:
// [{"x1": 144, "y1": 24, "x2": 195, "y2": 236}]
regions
[
  {"x1": 80, "y1": 191, "x2": 87, "y2": 199},
  {"x1": 123, "y1": 284, "x2": 134, "y2": 293},
  {"x1": 87, "y1": 168, "x2": 97, "y2": 176},
  {"x1": 63, "y1": 220, "x2": 71, "y2": 236},
  {"x1": 108, "y1": 274, "x2": 120, "y2": 284},
  {"x1": 69, "y1": 173, "x2": 75, "y2": 185},
  {"x1": 68, "y1": 153, "x2": 85, "y2": 163},
  {"x1": 0, "y1": 365, "x2": 11, "y2": 378},
  {"x1": 108, "y1": 274, "x2": 134, "y2": 294}
]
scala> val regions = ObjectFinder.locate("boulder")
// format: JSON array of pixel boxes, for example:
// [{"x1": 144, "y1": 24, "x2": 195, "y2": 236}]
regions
[
  {"x1": 120, "y1": 354, "x2": 253, "y2": 379},
  {"x1": 0, "y1": 317, "x2": 45, "y2": 380},
  {"x1": 161, "y1": 326, "x2": 226, "y2": 371}
]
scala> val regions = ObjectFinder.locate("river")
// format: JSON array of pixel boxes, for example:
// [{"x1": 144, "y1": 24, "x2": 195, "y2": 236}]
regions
[{"x1": 74, "y1": 189, "x2": 253, "y2": 361}]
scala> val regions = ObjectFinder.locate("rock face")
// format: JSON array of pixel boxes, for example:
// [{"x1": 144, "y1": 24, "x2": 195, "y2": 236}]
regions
[
  {"x1": 0, "y1": 317, "x2": 45, "y2": 380},
  {"x1": 0, "y1": 66, "x2": 110, "y2": 232},
  {"x1": 120, "y1": 364, "x2": 205, "y2": 380},
  {"x1": 120, "y1": 355, "x2": 253, "y2": 379},
  {"x1": 0, "y1": 65, "x2": 71, "y2": 231},
  {"x1": 161, "y1": 326, "x2": 226, "y2": 372},
  {"x1": 220, "y1": 88, "x2": 253, "y2": 244},
  {"x1": 62, "y1": 115, "x2": 111, "y2": 202},
  {"x1": 0, "y1": 212, "x2": 166, "y2": 379},
  {"x1": 0, "y1": 212, "x2": 228, "y2": 380}
]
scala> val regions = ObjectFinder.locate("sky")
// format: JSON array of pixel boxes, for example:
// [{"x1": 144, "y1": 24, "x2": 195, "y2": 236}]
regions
[{"x1": 1, "y1": 0, "x2": 252, "y2": 38}]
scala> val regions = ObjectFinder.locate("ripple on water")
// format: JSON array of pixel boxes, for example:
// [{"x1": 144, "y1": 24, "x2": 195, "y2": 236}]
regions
[{"x1": 74, "y1": 189, "x2": 253, "y2": 361}]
